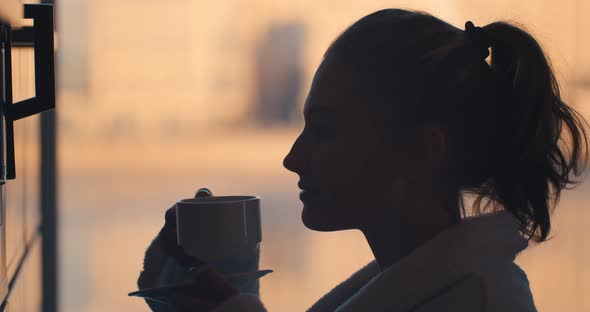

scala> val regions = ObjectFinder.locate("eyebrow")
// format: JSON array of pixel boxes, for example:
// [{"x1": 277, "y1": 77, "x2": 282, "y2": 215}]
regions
[{"x1": 304, "y1": 107, "x2": 331, "y2": 119}]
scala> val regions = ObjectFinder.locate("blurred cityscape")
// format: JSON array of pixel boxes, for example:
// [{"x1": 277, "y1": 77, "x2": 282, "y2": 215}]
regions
[
  {"x1": 57, "y1": 0, "x2": 590, "y2": 140},
  {"x1": 53, "y1": 1, "x2": 590, "y2": 312}
]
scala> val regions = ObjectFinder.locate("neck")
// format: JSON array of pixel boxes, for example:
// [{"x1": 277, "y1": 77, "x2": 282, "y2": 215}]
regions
[{"x1": 361, "y1": 184, "x2": 460, "y2": 271}]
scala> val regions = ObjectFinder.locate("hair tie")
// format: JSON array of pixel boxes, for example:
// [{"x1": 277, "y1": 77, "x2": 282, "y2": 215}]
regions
[{"x1": 464, "y1": 21, "x2": 491, "y2": 60}]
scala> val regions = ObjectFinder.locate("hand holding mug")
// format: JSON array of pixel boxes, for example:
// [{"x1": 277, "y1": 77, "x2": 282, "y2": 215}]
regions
[
  {"x1": 136, "y1": 188, "x2": 240, "y2": 312},
  {"x1": 135, "y1": 188, "x2": 271, "y2": 312}
]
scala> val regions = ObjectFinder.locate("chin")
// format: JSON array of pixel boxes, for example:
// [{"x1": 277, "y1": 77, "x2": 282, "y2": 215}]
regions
[{"x1": 301, "y1": 203, "x2": 351, "y2": 232}]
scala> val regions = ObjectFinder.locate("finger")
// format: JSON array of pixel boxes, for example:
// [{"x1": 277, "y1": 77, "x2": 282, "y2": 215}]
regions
[
  {"x1": 169, "y1": 293, "x2": 217, "y2": 312},
  {"x1": 187, "y1": 266, "x2": 239, "y2": 301},
  {"x1": 161, "y1": 207, "x2": 207, "y2": 268},
  {"x1": 160, "y1": 206, "x2": 178, "y2": 246},
  {"x1": 164, "y1": 205, "x2": 177, "y2": 229}
]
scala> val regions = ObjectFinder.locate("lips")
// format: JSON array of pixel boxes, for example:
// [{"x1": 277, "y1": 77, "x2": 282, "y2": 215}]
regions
[
  {"x1": 297, "y1": 181, "x2": 310, "y2": 191},
  {"x1": 298, "y1": 181, "x2": 317, "y2": 200},
  {"x1": 299, "y1": 190, "x2": 316, "y2": 200}
]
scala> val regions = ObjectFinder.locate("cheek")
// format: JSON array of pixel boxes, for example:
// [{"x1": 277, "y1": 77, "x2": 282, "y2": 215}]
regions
[
  {"x1": 310, "y1": 140, "x2": 358, "y2": 187},
  {"x1": 302, "y1": 132, "x2": 395, "y2": 230},
  {"x1": 311, "y1": 135, "x2": 390, "y2": 201},
  {"x1": 350, "y1": 138, "x2": 390, "y2": 181}
]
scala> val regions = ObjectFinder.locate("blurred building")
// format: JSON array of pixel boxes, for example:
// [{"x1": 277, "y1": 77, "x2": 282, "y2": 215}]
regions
[
  {"x1": 57, "y1": 0, "x2": 312, "y2": 141},
  {"x1": 252, "y1": 22, "x2": 305, "y2": 126},
  {"x1": 57, "y1": 0, "x2": 590, "y2": 140}
]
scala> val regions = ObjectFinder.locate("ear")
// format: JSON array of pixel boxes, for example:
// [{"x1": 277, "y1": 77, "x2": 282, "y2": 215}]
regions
[
  {"x1": 423, "y1": 124, "x2": 447, "y2": 163},
  {"x1": 413, "y1": 124, "x2": 448, "y2": 174}
]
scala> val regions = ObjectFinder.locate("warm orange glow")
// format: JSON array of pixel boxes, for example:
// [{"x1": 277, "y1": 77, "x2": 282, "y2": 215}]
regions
[{"x1": 54, "y1": 1, "x2": 590, "y2": 311}]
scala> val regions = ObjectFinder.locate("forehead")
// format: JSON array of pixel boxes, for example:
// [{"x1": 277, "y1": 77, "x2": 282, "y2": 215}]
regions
[{"x1": 303, "y1": 58, "x2": 361, "y2": 118}]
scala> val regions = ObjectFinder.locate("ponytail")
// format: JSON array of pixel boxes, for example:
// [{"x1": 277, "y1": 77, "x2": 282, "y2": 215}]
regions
[{"x1": 475, "y1": 21, "x2": 589, "y2": 242}]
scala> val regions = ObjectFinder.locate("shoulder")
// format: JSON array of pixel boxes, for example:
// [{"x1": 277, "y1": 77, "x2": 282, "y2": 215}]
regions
[
  {"x1": 412, "y1": 261, "x2": 537, "y2": 312},
  {"x1": 410, "y1": 273, "x2": 487, "y2": 312},
  {"x1": 476, "y1": 260, "x2": 538, "y2": 312}
]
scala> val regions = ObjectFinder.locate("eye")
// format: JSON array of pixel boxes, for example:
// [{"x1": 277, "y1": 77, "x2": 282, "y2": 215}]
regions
[{"x1": 310, "y1": 124, "x2": 336, "y2": 137}]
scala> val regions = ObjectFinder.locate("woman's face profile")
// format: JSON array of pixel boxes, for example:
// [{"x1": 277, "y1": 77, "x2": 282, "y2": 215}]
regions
[{"x1": 283, "y1": 57, "x2": 410, "y2": 232}]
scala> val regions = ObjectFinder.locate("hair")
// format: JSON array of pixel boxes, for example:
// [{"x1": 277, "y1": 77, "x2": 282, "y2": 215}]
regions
[{"x1": 323, "y1": 8, "x2": 589, "y2": 242}]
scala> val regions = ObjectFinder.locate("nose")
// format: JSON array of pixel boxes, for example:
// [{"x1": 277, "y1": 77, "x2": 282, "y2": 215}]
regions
[{"x1": 283, "y1": 132, "x2": 304, "y2": 174}]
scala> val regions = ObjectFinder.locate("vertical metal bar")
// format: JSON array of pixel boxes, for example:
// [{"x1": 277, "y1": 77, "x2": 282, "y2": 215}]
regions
[
  {"x1": 40, "y1": 1, "x2": 57, "y2": 312},
  {"x1": 4, "y1": 28, "x2": 14, "y2": 180},
  {"x1": 40, "y1": 109, "x2": 57, "y2": 312}
]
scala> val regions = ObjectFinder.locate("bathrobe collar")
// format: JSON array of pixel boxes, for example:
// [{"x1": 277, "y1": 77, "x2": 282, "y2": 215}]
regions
[{"x1": 334, "y1": 210, "x2": 529, "y2": 312}]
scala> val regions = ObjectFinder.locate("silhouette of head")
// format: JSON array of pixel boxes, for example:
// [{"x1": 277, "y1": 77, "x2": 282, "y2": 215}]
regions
[{"x1": 283, "y1": 9, "x2": 588, "y2": 242}]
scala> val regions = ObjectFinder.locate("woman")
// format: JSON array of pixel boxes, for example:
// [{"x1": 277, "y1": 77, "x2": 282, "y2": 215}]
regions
[{"x1": 136, "y1": 8, "x2": 589, "y2": 312}]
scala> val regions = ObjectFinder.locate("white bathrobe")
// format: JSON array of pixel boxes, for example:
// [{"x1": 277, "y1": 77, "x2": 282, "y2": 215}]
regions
[{"x1": 212, "y1": 210, "x2": 537, "y2": 312}]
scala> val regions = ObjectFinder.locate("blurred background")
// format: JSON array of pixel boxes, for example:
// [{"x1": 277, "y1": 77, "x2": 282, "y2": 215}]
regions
[{"x1": 50, "y1": 0, "x2": 590, "y2": 311}]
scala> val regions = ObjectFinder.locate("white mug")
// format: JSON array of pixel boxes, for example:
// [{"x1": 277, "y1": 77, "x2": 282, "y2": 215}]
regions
[{"x1": 176, "y1": 195, "x2": 262, "y2": 262}]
